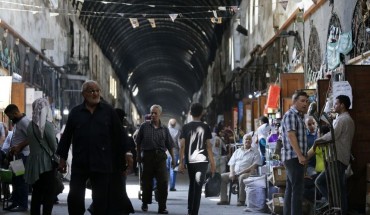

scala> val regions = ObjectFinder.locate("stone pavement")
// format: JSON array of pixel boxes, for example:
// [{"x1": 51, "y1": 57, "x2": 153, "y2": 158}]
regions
[{"x1": 0, "y1": 172, "x2": 270, "y2": 215}]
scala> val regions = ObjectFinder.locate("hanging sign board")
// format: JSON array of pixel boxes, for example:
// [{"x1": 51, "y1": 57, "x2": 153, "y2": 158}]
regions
[
  {"x1": 332, "y1": 81, "x2": 353, "y2": 109},
  {"x1": 0, "y1": 76, "x2": 12, "y2": 110},
  {"x1": 266, "y1": 84, "x2": 281, "y2": 109}
]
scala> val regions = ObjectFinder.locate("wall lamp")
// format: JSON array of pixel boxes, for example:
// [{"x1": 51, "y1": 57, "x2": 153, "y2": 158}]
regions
[{"x1": 236, "y1": 24, "x2": 248, "y2": 36}]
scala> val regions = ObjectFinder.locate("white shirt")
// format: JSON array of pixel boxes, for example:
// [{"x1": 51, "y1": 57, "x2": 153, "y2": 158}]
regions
[
  {"x1": 1, "y1": 131, "x2": 13, "y2": 154},
  {"x1": 228, "y1": 147, "x2": 261, "y2": 174}
]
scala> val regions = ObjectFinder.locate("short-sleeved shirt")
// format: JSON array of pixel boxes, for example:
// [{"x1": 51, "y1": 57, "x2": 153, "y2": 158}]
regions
[
  {"x1": 281, "y1": 107, "x2": 307, "y2": 162},
  {"x1": 136, "y1": 121, "x2": 173, "y2": 152},
  {"x1": 180, "y1": 121, "x2": 212, "y2": 164},
  {"x1": 0, "y1": 122, "x2": 5, "y2": 139},
  {"x1": 228, "y1": 147, "x2": 261, "y2": 174},
  {"x1": 11, "y1": 115, "x2": 31, "y2": 156}
]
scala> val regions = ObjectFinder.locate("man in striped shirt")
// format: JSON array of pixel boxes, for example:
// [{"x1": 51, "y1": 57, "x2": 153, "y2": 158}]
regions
[{"x1": 281, "y1": 90, "x2": 309, "y2": 215}]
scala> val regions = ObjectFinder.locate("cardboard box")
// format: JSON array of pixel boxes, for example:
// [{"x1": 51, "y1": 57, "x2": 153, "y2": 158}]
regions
[
  {"x1": 272, "y1": 166, "x2": 286, "y2": 186},
  {"x1": 272, "y1": 193, "x2": 284, "y2": 214}
]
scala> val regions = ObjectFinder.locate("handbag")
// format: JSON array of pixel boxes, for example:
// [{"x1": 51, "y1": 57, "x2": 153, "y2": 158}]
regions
[
  {"x1": 204, "y1": 172, "x2": 221, "y2": 197},
  {"x1": 32, "y1": 124, "x2": 59, "y2": 169}
]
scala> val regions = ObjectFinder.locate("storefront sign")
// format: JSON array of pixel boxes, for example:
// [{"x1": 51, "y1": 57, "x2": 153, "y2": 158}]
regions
[
  {"x1": 332, "y1": 81, "x2": 353, "y2": 109},
  {"x1": 0, "y1": 76, "x2": 12, "y2": 110}
]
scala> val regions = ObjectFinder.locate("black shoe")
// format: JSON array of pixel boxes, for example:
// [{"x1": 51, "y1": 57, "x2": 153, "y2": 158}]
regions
[
  {"x1": 141, "y1": 203, "x2": 148, "y2": 212},
  {"x1": 158, "y1": 209, "x2": 169, "y2": 214},
  {"x1": 9, "y1": 206, "x2": 27, "y2": 212},
  {"x1": 4, "y1": 203, "x2": 18, "y2": 211},
  {"x1": 170, "y1": 188, "x2": 176, "y2": 191}
]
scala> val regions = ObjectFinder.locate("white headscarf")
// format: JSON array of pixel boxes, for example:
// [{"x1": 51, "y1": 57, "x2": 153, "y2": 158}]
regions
[{"x1": 32, "y1": 98, "x2": 53, "y2": 138}]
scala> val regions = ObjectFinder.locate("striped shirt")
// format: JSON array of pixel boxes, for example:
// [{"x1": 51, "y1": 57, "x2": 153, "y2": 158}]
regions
[{"x1": 281, "y1": 107, "x2": 307, "y2": 162}]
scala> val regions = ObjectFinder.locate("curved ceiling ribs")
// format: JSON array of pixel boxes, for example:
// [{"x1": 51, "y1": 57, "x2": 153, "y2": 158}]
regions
[{"x1": 71, "y1": 0, "x2": 240, "y2": 117}]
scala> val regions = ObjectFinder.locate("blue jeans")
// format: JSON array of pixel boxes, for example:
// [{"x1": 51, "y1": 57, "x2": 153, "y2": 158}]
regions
[
  {"x1": 315, "y1": 161, "x2": 347, "y2": 214},
  {"x1": 284, "y1": 158, "x2": 304, "y2": 215},
  {"x1": 12, "y1": 154, "x2": 28, "y2": 209},
  {"x1": 166, "y1": 153, "x2": 179, "y2": 189}
]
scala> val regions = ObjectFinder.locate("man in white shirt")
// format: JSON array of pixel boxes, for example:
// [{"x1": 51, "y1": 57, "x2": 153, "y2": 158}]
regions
[
  {"x1": 217, "y1": 133, "x2": 261, "y2": 206},
  {"x1": 0, "y1": 122, "x2": 5, "y2": 146}
]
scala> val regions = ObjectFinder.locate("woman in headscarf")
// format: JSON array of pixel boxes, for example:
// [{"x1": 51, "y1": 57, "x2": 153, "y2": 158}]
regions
[{"x1": 25, "y1": 98, "x2": 58, "y2": 215}]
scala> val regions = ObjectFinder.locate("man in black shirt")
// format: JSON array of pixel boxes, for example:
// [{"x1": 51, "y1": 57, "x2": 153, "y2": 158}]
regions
[
  {"x1": 178, "y1": 103, "x2": 216, "y2": 215},
  {"x1": 135, "y1": 104, "x2": 175, "y2": 214},
  {"x1": 57, "y1": 80, "x2": 130, "y2": 215}
]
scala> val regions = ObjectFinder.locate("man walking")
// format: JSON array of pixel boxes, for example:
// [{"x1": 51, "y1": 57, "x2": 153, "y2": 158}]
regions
[
  {"x1": 281, "y1": 90, "x2": 309, "y2": 215},
  {"x1": 167, "y1": 118, "x2": 180, "y2": 191},
  {"x1": 178, "y1": 103, "x2": 216, "y2": 215},
  {"x1": 57, "y1": 80, "x2": 130, "y2": 215},
  {"x1": 135, "y1": 104, "x2": 175, "y2": 214},
  {"x1": 4, "y1": 104, "x2": 30, "y2": 212}
]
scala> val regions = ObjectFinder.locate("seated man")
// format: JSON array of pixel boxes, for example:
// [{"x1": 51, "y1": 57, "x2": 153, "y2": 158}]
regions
[{"x1": 217, "y1": 133, "x2": 261, "y2": 206}]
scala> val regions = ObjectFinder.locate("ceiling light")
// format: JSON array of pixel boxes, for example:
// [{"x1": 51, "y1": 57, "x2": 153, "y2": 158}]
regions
[{"x1": 132, "y1": 85, "x2": 139, "y2": 97}]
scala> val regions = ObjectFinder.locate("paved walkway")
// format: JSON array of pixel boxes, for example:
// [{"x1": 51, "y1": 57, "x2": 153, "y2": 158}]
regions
[{"x1": 1, "y1": 172, "x2": 269, "y2": 215}]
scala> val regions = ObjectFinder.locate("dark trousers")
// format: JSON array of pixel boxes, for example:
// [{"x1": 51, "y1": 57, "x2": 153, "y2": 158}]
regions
[
  {"x1": 141, "y1": 150, "x2": 168, "y2": 210},
  {"x1": 31, "y1": 170, "x2": 56, "y2": 215},
  {"x1": 187, "y1": 162, "x2": 208, "y2": 215},
  {"x1": 284, "y1": 158, "x2": 305, "y2": 215},
  {"x1": 12, "y1": 154, "x2": 28, "y2": 209},
  {"x1": 68, "y1": 170, "x2": 110, "y2": 215}
]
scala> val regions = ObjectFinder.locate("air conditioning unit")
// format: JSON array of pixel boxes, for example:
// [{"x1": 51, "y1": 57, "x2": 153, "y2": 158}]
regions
[{"x1": 41, "y1": 38, "x2": 54, "y2": 50}]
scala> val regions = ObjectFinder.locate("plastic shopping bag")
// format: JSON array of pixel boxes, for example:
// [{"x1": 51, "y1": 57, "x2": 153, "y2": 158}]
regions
[{"x1": 10, "y1": 156, "x2": 25, "y2": 176}]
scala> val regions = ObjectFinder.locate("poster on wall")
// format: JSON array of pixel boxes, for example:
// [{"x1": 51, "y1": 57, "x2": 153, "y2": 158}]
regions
[
  {"x1": 245, "y1": 108, "x2": 252, "y2": 133},
  {"x1": 233, "y1": 107, "x2": 238, "y2": 130},
  {"x1": 0, "y1": 76, "x2": 12, "y2": 110},
  {"x1": 332, "y1": 81, "x2": 353, "y2": 109}
]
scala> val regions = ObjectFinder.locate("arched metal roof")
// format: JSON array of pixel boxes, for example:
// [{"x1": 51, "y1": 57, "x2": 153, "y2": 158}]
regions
[{"x1": 70, "y1": 0, "x2": 240, "y2": 118}]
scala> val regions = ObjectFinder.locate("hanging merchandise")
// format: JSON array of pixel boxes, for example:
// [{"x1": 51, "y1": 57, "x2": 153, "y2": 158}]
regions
[
  {"x1": 327, "y1": 42, "x2": 340, "y2": 70},
  {"x1": 266, "y1": 84, "x2": 281, "y2": 109},
  {"x1": 337, "y1": 32, "x2": 353, "y2": 55}
]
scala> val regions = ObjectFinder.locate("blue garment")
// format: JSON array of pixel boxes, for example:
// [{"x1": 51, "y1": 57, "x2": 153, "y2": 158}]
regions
[
  {"x1": 306, "y1": 130, "x2": 317, "y2": 168},
  {"x1": 167, "y1": 153, "x2": 179, "y2": 189}
]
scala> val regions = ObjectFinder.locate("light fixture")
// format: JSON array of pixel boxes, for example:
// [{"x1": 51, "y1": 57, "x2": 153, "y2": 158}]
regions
[
  {"x1": 248, "y1": 94, "x2": 253, "y2": 99},
  {"x1": 236, "y1": 25, "x2": 248, "y2": 36},
  {"x1": 63, "y1": 107, "x2": 69, "y2": 115},
  {"x1": 266, "y1": 71, "x2": 271, "y2": 78},
  {"x1": 132, "y1": 85, "x2": 139, "y2": 97},
  {"x1": 278, "y1": 30, "x2": 298, "y2": 38},
  {"x1": 3, "y1": 29, "x2": 8, "y2": 38}
]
